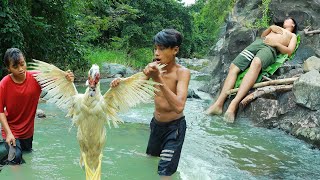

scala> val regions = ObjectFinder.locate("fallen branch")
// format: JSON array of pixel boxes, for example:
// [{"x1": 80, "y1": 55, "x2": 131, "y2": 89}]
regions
[
  {"x1": 262, "y1": 75, "x2": 272, "y2": 81},
  {"x1": 226, "y1": 77, "x2": 298, "y2": 95},
  {"x1": 240, "y1": 84, "x2": 293, "y2": 107},
  {"x1": 304, "y1": 27, "x2": 320, "y2": 35}
]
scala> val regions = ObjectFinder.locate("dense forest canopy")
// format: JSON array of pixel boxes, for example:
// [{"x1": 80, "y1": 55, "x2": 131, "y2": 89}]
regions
[{"x1": 0, "y1": 0, "x2": 235, "y2": 78}]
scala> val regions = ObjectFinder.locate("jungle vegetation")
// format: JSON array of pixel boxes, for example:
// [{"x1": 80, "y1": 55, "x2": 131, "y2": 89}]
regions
[{"x1": 0, "y1": 0, "x2": 235, "y2": 78}]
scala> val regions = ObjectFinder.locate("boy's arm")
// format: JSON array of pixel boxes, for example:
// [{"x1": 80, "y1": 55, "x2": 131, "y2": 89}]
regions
[
  {"x1": 261, "y1": 25, "x2": 283, "y2": 37},
  {"x1": 0, "y1": 113, "x2": 16, "y2": 146},
  {"x1": 153, "y1": 68, "x2": 191, "y2": 114},
  {"x1": 270, "y1": 25, "x2": 283, "y2": 34},
  {"x1": 276, "y1": 34, "x2": 297, "y2": 56},
  {"x1": 264, "y1": 33, "x2": 297, "y2": 56},
  {"x1": 261, "y1": 27, "x2": 271, "y2": 37}
]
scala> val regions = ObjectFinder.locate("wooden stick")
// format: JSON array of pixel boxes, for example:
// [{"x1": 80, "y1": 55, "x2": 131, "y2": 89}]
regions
[
  {"x1": 226, "y1": 77, "x2": 298, "y2": 95},
  {"x1": 262, "y1": 75, "x2": 272, "y2": 81},
  {"x1": 240, "y1": 84, "x2": 293, "y2": 107},
  {"x1": 304, "y1": 28, "x2": 320, "y2": 35}
]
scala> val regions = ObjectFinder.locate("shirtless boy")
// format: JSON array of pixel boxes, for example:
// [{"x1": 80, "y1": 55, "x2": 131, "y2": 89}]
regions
[
  {"x1": 111, "y1": 29, "x2": 190, "y2": 179},
  {"x1": 206, "y1": 17, "x2": 297, "y2": 122}
]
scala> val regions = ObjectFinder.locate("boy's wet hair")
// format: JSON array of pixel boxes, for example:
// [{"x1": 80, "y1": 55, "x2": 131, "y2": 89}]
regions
[
  {"x1": 3, "y1": 48, "x2": 24, "y2": 68},
  {"x1": 286, "y1": 17, "x2": 298, "y2": 34},
  {"x1": 153, "y1": 29, "x2": 183, "y2": 48}
]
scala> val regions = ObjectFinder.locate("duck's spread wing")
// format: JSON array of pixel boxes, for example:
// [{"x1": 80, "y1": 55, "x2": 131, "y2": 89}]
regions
[
  {"x1": 103, "y1": 72, "x2": 161, "y2": 127},
  {"x1": 29, "y1": 59, "x2": 78, "y2": 110}
]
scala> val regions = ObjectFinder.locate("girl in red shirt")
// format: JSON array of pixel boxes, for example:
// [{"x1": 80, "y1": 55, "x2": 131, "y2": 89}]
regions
[{"x1": 0, "y1": 48, "x2": 74, "y2": 164}]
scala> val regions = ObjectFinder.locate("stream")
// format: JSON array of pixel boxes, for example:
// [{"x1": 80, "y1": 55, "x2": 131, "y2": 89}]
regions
[{"x1": 1, "y1": 74, "x2": 320, "y2": 179}]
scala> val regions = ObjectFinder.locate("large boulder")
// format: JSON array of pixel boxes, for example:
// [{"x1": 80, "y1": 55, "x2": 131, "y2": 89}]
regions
[
  {"x1": 293, "y1": 70, "x2": 320, "y2": 110},
  {"x1": 238, "y1": 91, "x2": 320, "y2": 147},
  {"x1": 303, "y1": 56, "x2": 320, "y2": 72},
  {"x1": 270, "y1": 0, "x2": 320, "y2": 29},
  {"x1": 242, "y1": 98, "x2": 279, "y2": 127},
  {"x1": 101, "y1": 63, "x2": 136, "y2": 78}
]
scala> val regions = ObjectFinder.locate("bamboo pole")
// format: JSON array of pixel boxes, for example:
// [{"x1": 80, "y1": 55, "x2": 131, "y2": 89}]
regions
[{"x1": 226, "y1": 77, "x2": 298, "y2": 95}]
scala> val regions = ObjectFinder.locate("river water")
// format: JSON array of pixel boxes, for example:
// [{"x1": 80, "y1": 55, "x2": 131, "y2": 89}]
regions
[{"x1": 1, "y1": 76, "x2": 320, "y2": 179}]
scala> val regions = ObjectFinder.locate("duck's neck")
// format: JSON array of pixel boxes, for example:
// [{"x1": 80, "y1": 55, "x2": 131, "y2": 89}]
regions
[{"x1": 85, "y1": 82, "x2": 101, "y2": 100}]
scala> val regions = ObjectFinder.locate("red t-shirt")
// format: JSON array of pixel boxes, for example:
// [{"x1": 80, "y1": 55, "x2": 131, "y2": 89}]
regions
[{"x1": 0, "y1": 71, "x2": 41, "y2": 139}]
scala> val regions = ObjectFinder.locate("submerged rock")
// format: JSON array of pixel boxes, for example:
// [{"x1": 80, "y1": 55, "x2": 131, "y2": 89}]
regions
[
  {"x1": 187, "y1": 89, "x2": 201, "y2": 99},
  {"x1": 36, "y1": 109, "x2": 46, "y2": 118}
]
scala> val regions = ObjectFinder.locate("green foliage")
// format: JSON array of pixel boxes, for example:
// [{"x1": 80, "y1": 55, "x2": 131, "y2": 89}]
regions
[
  {"x1": 125, "y1": 0, "x2": 193, "y2": 57},
  {"x1": 84, "y1": 48, "x2": 128, "y2": 66},
  {"x1": 76, "y1": 0, "x2": 193, "y2": 58},
  {"x1": 0, "y1": 0, "x2": 90, "y2": 78},
  {"x1": 190, "y1": 0, "x2": 235, "y2": 57},
  {"x1": 0, "y1": 0, "x2": 27, "y2": 77},
  {"x1": 84, "y1": 47, "x2": 152, "y2": 69},
  {"x1": 248, "y1": 0, "x2": 271, "y2": 29},
  {"x1": 128, "y1": 48, "x2": 153, "y2": 68},
  {"x1": 0, "y1": 0, "x2": 237, "y2": 78}
]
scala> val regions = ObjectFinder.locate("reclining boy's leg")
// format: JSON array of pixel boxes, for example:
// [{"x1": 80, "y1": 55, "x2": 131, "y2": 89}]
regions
[
  {"x1": 206, "y1": 63, "x2": 241, "y2": 115},
  {"x1": 225, "y1": 57, "x2": 262, "y2": 122}
]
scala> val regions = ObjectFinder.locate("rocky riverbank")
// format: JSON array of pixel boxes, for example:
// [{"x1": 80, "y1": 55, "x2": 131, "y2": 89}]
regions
[{"x1": 195, "y1": 0, "x2": 320, "y2": 147}]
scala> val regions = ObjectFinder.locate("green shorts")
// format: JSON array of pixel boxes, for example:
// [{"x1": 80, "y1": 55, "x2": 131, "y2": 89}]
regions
[{"x1": 232, "y1": 38, "x2": 277, "y2": 71}]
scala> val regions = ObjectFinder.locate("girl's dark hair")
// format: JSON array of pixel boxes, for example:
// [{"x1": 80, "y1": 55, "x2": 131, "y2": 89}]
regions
[
  {"x1": 286, "y1": 17, "x2": 298, "y2": 34},
  {"x1": 153, "y1": 29, "x2": 183, "y2": 48},
  {"x1": 3, "y1": 48, "x2": 24, "y2": 68}
]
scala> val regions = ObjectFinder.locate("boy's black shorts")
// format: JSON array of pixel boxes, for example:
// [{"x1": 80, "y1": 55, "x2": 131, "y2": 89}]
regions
[{"x1": 146, "y1": 116, "x2": 186, "y2": 176}]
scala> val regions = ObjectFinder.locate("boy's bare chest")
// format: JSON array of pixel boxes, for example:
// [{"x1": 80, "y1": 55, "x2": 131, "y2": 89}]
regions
[
  {"x1": 268, "y1": 30, "x2": 292, "y2": 46},
  {"x1": 158, "y1": 73, "x2": 178, "y2": 93}
]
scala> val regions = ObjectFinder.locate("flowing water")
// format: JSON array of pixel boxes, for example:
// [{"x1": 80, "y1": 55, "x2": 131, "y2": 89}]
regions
[{"x1": 1, "y1": 77, "x2": 320, "y2": 180}]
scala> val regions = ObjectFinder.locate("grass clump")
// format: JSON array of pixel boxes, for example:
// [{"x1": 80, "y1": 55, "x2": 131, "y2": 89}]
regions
[{"x1": 84, "y1": 47, "x2": 153, "y2": 70}]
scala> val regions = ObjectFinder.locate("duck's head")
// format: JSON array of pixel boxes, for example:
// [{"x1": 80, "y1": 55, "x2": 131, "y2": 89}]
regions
[{"x1": 86, "y1": 64, "x2": 100, "y2": 97}]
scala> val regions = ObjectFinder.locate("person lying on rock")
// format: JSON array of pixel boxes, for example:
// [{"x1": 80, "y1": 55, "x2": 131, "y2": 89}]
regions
[{"x1": 205, "y1": 17, "x2": 298, "y2": 123}]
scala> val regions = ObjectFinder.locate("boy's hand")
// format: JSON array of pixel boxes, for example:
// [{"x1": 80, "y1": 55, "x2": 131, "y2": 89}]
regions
[
  {"x1": 110, "y1": 78, "x2": 121, "y2": 88},
  {"x1": 143, "y1": 62, "x2": 161, "y2": 79},
  {"x1": 270, "y1": 25, "x2": 283, "y2": 34},
  {"x1": 65, "y1": 70, "x2": 75, "y2": 82},
  {"x1": 6, "y1": 132, "x2": 16, "y2": 147},
  {"x1": 263, "y1": 37, "x2": 279, "y2": 47}
]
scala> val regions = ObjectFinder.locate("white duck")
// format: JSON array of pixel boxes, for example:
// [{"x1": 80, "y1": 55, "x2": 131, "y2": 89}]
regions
[{"x1": 30, "y1": 60, "x2": 163, "y2": 180}]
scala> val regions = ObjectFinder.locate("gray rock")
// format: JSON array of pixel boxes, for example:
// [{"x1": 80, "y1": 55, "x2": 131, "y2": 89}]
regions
[
  {"x1": 36, "y1": 109, "x2": 46, "y2": 118},
  {"x1": 101, "y1": 63, "x2": 137, "y2": 78},
  {"x1": 178, "y1": 58, "x2": 210, "y2": 70},
  {"x1": 101, "y1": 63, "x2": 126, "y2": 78},
  {"x1": 242, "y1": 98, "x2": 279, "y2": 126},
  {"x1": 303, "y1": 56, "x2": 320, "y2": 72},
  {"x1": 187, "y1": 89, "x2": 201, "y2": 99},
  {"x1": 293, "y1": 70, "x2": 320, "y2": 110}
]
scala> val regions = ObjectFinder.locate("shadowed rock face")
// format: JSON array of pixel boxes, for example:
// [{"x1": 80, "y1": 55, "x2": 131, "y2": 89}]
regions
[{"x1": 201, "y1": 0, "x2": 320, "y2": 147}]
